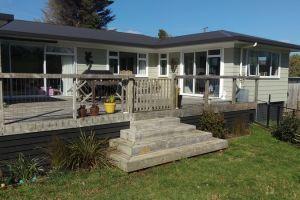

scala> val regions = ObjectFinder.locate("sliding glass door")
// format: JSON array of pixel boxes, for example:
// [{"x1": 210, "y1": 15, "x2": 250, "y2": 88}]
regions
[{"x1": 183, "y1": 49, "x2": 221, "y2": 97}]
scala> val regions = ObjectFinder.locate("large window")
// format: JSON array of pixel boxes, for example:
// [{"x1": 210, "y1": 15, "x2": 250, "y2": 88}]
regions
[
  {"x1": 159, "y1": 53, "x2": 168, "y2": 76},
  {"x1": 183, "y1": 49, "x2": 221, "y2": 96},
  {"x1": 247, "y1": 50, "x2": 280, "y2": 77},
  {"x1": 108, "y1": 51, "x2": 147, "y2": 75}
]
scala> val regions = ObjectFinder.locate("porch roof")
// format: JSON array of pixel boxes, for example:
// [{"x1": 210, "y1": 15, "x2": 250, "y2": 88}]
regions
[{"x1": 0, "y1": 19, "x2": 300, "y2": 51}]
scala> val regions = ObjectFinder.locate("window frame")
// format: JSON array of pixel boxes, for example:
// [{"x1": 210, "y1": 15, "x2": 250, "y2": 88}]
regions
[
  {"x1": 108, "y1": 51, "x2": 119, "y2": 74},
  {"x1": 246, "y1": 49, "x2": 281, "y2": 78},
  {"x1": 181, "y1": 49, "x2": 222, "y2": 96},
  {"x1": 158, "y1": 53, "x2": 169, "y2": 77},
  {"x1": 136, "y1": 53, "x2": 148, "y2": 77}
]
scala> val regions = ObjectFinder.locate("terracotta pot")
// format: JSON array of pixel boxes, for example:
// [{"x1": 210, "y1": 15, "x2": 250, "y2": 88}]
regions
[
  {"x1": 77, "y1": 105, "x2": 87, "y2": 118},
  {"x1": 104, "y1": 102, "x2": 116, "y2": 114},
  {"x1": 90, "y1": 104, "x2": 99, "y2": 116}
]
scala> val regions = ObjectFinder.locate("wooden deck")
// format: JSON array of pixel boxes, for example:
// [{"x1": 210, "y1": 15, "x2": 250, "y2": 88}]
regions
[{"x1": 2, "y1": 95, "x2": 256, "y2": 136}]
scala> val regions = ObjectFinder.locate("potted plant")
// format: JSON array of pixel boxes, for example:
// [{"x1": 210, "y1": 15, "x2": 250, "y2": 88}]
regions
[
  {"x1": 90, "y1": 103, "x2": 99, "y2": 116},
  {"x1": 104, "y1": 95, "x2": 116, "y2": 114},
  {"x1": 77, "y1": 105, "x2": 87, "y2": 118}
]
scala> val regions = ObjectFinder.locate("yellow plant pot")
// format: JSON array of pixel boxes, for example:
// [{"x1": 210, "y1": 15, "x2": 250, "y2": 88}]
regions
[{"x1": 104, "y1": 102, "x2": 116, "y2": 114}]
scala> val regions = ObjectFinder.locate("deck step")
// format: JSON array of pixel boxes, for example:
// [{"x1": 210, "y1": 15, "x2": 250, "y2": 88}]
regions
[
  {"x1": 110, "y1": 130, "x2": 212, "y2": 156},
  {"x1": 108, "y1": 117, "x2": 228, "y2": 172},
  {"x1": 109, "y1": 138, "x2": 228, "y2": 172},
  {"x1": 120, "y1": 123, "x2": 196, "y2": 142},
  {"x1": 130, "y1": 117, "x2": 180, "y2": 130}
]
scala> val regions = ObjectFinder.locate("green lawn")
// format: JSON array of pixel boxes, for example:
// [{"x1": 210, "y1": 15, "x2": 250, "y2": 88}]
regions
[{"x1": 1, "y1": 125, "x2": 300, "y2": 200}]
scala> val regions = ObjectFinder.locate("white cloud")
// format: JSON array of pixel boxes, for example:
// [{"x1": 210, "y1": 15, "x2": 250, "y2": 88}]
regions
[
  {"x1": 280, "y1": 39, "x2": 291, "y2": 43},
  {"x1": 124, "y1": 29, "x2": 142, "y2": 34}
]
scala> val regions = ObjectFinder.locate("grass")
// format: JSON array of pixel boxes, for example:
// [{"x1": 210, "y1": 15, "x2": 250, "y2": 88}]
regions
[{"x1": 1, "y1": 124, "x2": 300, "y2": 200}]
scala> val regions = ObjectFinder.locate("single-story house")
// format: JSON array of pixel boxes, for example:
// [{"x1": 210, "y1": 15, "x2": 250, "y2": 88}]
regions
[{"x1": 1, "y1": 13, "x2": 300, "y2": 105}]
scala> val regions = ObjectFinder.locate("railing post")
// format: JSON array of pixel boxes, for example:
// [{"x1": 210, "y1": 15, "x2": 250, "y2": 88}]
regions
[
  {"x1": 232, "y1": 78, "x2": 237, "y2": 104},
  {"x1": 204, "y1": 79, "x2": 209, "y2": 107},
  {"x1": 0, "y1": 43, "x2": 4, "y2": 135},
  {"x1": 72, "y1": 80, "x2": 77, "y2": 119},
  {"x1": 254, "y1": 78, "x2": 259, "y2": 103},
  {"x1": 170, "y1": 74, "x2": 176, "y2": 110},
  {"x1": 126, "y1": 78, "x2": 134, "y2": 113},
  {"x1": 266, "y1": 94, "x2": 271, "y2": 127}
]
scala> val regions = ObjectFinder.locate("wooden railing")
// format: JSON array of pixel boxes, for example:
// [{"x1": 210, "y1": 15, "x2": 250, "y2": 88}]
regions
[
  {"x1": 0, "y1": 72, "x2": 266, "y2": 135},
  {"x1": 132, "y1": 79, "x2": 175, "y2": 112},
  {"x1": 175, "y1": 75, "x2": 264, "y2": 105}
]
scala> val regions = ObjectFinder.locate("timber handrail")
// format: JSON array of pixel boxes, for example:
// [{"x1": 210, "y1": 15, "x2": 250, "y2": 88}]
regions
[
  {"x1": 176, "y1": 75, "x2": 264, "y2": 80},
  {"x1": 0, "y1": 73, "x2": 135, "y2": 79}
]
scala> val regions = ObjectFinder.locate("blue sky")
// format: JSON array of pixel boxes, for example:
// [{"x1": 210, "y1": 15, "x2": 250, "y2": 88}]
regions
[{"x1": 0, "y1": 0, "x2": 300, "y2": 44}]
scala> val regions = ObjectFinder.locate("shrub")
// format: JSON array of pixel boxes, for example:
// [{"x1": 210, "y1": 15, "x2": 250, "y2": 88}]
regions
[
  {"x1": 198, "y1": 110, "x2": 228, "y2": 139},
  {"x1": 48, "y1": 136, "x2": 70, "y2": 170},
  {"x1": 48, "y1": 130, "x2": 109, "y2": 171},
  {"x1": 272, "y1": 114, "x2": 299, "y2": 143},
  {"x1": 6, "y1": 153, "x2": 44, "y2": 184},
  {"x1": 231, "y1": 117, "x2": 251, "y2": 137}
]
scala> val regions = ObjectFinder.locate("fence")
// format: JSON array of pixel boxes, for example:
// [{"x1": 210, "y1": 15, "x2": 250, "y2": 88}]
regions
[
  {"x1": 133, "y1": 78, "x2": 175, "y2": 112},
  {"x1": 256, "y1": 94, "x2": 300, "y2": 128},
  {"x1": 287, "y1": 78, "x2": 300, "y2": 109}
]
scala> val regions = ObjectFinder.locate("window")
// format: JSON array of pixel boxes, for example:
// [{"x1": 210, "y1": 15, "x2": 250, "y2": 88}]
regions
[
  {"x1": 108, "y1": 51, "x2": 119, "y2": 74},
  {"x1": 159, "y1": 53, "x2": 168, "y2": 76},
  {"x1": 247, "y1": 50, "x2": 280, "y2": 77},
  {"x1": 271, "y1": 53, "x2": 279, "y2": 76},
  {"x1": 137, "y1": 53, "x2": 147, "y2": 75}
]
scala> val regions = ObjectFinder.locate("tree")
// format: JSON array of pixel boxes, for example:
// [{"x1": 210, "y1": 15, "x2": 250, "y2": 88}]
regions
[
  {"x1": 289, "y1": 54, "x2": 300, "y2": 77},
  {"x1": 158, "y1": 29, "x2": 170, "y2": 39},
  {"x1": 42, "y1": 0, "x2": 115, "y2": 29}
]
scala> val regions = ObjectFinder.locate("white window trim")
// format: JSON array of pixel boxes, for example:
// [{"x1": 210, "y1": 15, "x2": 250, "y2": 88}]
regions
[
  {"x1": 136, "y1": 53, "x2": 148, "y2": 77},
  {"x1": 107, "y1": 50, "x2": 119, "y2": 74},
  {"x1": 245, "y1": 49, "x2": 281, "y2": 78},
  {"x1": 180, "y1": 49, "x2": 222, "y2": 98},
  {"x1": 107, "y1": 50, "x2": 149, "y2": 77},
  {"x1": 158, "y1": 53, "x2": 169, "y2": 77}
]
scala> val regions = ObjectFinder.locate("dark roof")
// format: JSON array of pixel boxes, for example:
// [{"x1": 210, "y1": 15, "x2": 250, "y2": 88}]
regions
[
  {"x1": 0, "y1": 19, "x2": 300, "y2": 50},
  {"x1": 0, "y1": 13, "x2": 14, "y2": 23}
]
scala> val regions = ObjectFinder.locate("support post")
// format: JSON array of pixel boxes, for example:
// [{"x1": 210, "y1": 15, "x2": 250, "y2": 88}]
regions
[
  {"x1": 0, "y1": 43, "x2": 4, "y2": 135},
  {"x1": 204, "y1": 79, "x2": 209, "y2": 107},
  {"x1": 276, "y1": 105, "x2": 281, "y2": 127},
  {"x1": 175, "y1": 78, "x2": 179, "y2": 109},
  {"x1": 126, "y1": 78, "x2": 134, "y2": 113},
  {"x1": 232, "y1": 78, "x2": 237, "y2": 104},
  {"x1": 254, "y1": 78, "x2": 259, "y2": 103},
  {"x1": 121, "y1": 79, "x2": 125, "y2": 112},
  {"x1": 266, "y1": 94, "x2": 271, "y2": 127},
  {"x1": 170, "y1": 74, "x2": 176, "y2": 110},
  {"x1": 72, "y1": 80, "x2": 77, "y2": 119}
]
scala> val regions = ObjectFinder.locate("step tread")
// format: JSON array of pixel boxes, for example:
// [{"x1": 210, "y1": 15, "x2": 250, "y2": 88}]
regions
[
  {"x1": 113, "y1": 130, "x2": 212, "y2": 147},
  {"x1": 131, "y1": 117, "x2": 179, "y2": 126},
  {"x1": 122, "y1": 123, "x2": 196, "y2": 134},
  {"x1": 110, "y1": 138, "x2": 227, "y2": 162}
]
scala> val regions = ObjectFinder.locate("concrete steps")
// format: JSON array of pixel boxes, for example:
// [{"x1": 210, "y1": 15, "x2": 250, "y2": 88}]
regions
[{"x1": 108, "y1": 117, "x2": 228, "y2": 172}]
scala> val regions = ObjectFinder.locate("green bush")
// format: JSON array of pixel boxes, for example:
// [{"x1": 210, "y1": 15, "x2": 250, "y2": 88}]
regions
[
  {"x1": 198, "y1": 110, "x2": 228, "y2": 139},
  {"x1": 48, "y1": 130, "x2": 109, "y2": 171},
  {"x1": 6, "y1": 153, "x2": 44, "y2": 184},
  {"x1": 272, "y1": 114, "x2": 299, "y2": 143},
  {"x1": 232, "y1": 117, "x2": 251, "y2": 137}
]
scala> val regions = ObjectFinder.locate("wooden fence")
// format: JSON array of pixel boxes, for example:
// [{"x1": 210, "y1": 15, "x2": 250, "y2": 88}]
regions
[
  {"x1": 133, "y1": 79, "x2": 175, "y2": 112},
  {"x1": 287, "y1": 78, "x2": 300, "y2": 109}
]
